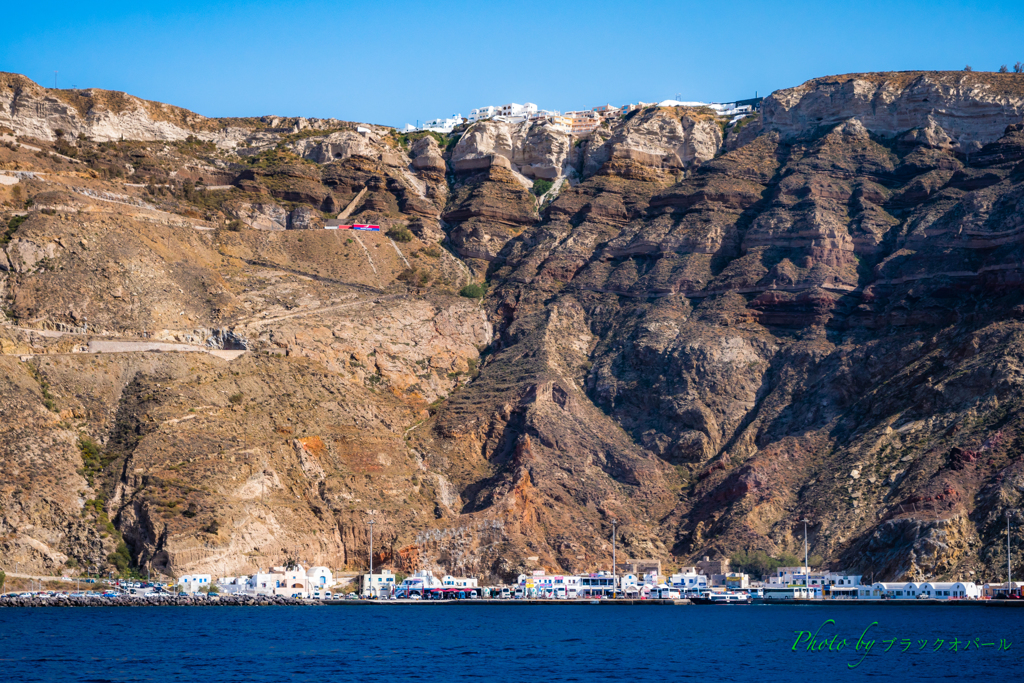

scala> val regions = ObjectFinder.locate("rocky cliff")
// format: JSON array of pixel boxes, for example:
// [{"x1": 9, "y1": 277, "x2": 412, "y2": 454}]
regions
[{"x1": 3, "y1": 70, "x2": 1024, "y2": 585}]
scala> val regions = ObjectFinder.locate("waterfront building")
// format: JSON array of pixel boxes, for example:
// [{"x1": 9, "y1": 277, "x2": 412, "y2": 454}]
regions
[
  {"x1": 245, "y1": 570, "x2": 285, "y2": 597},
  {"x1": 870, "y1": 582, "x2": 922, "y2": 599},
  {"x1": 396, "y1": 570, "x2": 441, "y2": 597},
  {"x1": 361, "y1": 569, "x2": 396, "y2": 598},
  {"x1": 766, "y1": 568, "x2": 862, "y2": 590},
  {"x1": 725, "y1": 572, "x2": 750, "y2": 590},
  {"x1": 917, "y1": 581, "x2": 980, "y2": 599},
  {"x1": 215, "y1": 576, "x2": 249, "y2": 595},
  {"x1": 441, "y1": 575, "x2": 479, "y2": 588},
  {"x1": 668, "y1": 568, "x2": 708, "y2": 593},
  {"x1": 177, "y1": 574, "x2": 212, "y2": 593},
  {"x1": 516, "y1": 570, "x2": 580, "y2": 598},
  {"x1": 276, "y1": 565, "x2": 310, "y2": 598},
  {"x1": 982, "y1": 581, "x2": 1023, "y2": 597},
  {"x1": 578, "y1": 571, "x2": 618, "y2": 597},
  {"x1": 306, "y1": 566, "x2": 334, "y2": 591}
]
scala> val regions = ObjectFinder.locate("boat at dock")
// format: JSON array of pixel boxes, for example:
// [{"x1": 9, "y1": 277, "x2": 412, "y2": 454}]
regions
[{"x1": 690, "y1": 591, "x2": 752, "y2": 605}]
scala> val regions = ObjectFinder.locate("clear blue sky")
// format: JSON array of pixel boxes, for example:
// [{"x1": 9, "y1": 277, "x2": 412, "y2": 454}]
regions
[{"x1": 4, "y1": 0, "x2": 1023, "y2": 127}]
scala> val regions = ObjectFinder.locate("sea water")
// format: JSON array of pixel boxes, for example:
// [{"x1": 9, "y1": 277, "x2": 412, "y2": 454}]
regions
[{"x1": 0, "y1": 604, "x2": 1020, "y2": 681}]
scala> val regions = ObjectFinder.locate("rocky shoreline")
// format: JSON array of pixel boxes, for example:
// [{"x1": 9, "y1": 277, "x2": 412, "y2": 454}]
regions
[{"x1": 0, "y1": 595, "x2": 321, "y2": 607}]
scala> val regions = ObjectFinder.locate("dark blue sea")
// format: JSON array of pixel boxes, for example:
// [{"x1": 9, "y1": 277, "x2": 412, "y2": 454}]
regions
[{"x1": 1, "y1": 604, "x2": 1020, "y2": 681}]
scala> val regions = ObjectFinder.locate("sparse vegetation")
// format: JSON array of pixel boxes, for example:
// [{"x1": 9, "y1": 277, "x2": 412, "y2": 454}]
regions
[
  {"x1": 1, "y1": 214, "x2": 27, "y2": 244},
  {"x1": 228, "y1": 392, "x2": 244, "y2": 405},
  {"x1": 729, "y1": 549, "x2": 802, "y2": 579},
  {"x1": 459, "y1": 282, "x2": 487, "y2": 298},
  {"x1": 108, "y1": 542, "x2": 132, "y2": 574},
  {"x1": 531, "y1": 179, "x2": 553, "y2": 197},
  {"x1": 386, "y1": 224, "x2": 413, "y2": 242}
]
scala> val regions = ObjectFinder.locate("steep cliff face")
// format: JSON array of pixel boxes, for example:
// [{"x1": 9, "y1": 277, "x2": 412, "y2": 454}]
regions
[
  {"x1": 743, "y1": 71, "x2": 1024, "y2": 153},
  {"x1": 4, "y1": 71, "x2": 1024, "y2": 584}
]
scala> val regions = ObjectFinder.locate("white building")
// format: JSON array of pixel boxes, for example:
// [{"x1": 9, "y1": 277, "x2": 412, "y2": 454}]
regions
[
  {"x1": 276, "y1": 565, "x2": 310, "y2": 598},
  {"x1": 396, "y1": 570, "x2": 441, "y2": 597},
  {"x1": 918, "y1": 582, "x2": 980, "y2": 599},
  {"x1": 422, "y1": 115, "x2": 463, "y2": 134},
  {"x1": 469, "y1": 106, "x2": 497, "y2": 122},
  {"x1": 470, "y1": 103, "x2": 538, "y2": 124},
  {"x1": 578, "y1": 572, "x2": 617, "y2": 597},
  {"x1": 361, "y1": 569, "x2": 396, "y2": 597},
  {"x1": 215, "y1": 576, "x2": 249, "y2": 594},
  {"x1": 441, "y1": 575, "x2": 479, "y2": 588},
  {"x1": 767, "y1": 568, "x2": 862, "y2": 591},
  {"x1": 668, "y1": 568, "x2": 709, "y2": 593},
  {"x1": 245, "y1": 570, "x2": 285, "y2": 597},
  {"x1": 177, "y1": 574, "x2": 212, "y2": 593},
  {"x1": 870, "y1": 582, "x2": 922, "y2": 599},
  {"x1": 516, "y1": 570, "x2": 580, "y2": 598},
  {"x1": 306, "y1": 566, "x2": 334, "y2": 591}
]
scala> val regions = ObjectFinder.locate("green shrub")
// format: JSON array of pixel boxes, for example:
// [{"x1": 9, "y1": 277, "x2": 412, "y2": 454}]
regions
[
  {"x1": 459, "y1": 283, "x2": 487, "y2": 298},
  {"x1": 729, "y1": 549, "x2": 802, "y2": 579},
  {"x1": 386, "y1": 225, "x2": 413, "y2": 242},
  {"x1": 0, "y1": 214, "x2": 27, "y2": 245},
  {"x1": 226, "y1": 219, "x2": 244, "y2": 232},
  {"x1": 228, "y1": 392, "x2": 243, "y2": 405},
  {"x1": 109, "y1": 542, "x2": 132, "y2": 574},
  {"x1": 531, "y1": 179, "x2": 553, "y2": 197}
]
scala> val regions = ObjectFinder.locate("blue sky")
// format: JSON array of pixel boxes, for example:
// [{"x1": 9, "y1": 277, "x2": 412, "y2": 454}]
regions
[{"x1": 3, "y1": 0, "x2": 1023, "y2": 127}]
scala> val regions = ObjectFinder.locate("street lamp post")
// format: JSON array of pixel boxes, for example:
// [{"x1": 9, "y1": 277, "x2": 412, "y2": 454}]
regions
[{"x1": 611, "y1": 519, "x2": 617, "y2": 599}]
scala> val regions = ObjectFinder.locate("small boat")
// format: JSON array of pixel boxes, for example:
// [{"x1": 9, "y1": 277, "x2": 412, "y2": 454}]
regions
[{"x1": 690, "y1": 591, "x2": 752, "y2": 605}]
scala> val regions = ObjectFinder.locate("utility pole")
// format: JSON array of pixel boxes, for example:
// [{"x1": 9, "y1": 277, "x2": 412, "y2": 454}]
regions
[
  {"x1": 611, "y1": 519, "x2": 617, "y2": 598},
  {"x1": 54, "y1": 71, "x2": 58, "y2": 89},
  {"x1": 367, "y1": 511, "x2": 376, "y2": 599},
  {"x1": 801, "y1": 518, "x2": 810, "y2": 573}
]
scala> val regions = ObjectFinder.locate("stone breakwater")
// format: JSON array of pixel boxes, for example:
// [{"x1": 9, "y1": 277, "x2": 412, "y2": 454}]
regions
[{"x1": 0, "y1": 595, "x2": 321, "y2": 607}]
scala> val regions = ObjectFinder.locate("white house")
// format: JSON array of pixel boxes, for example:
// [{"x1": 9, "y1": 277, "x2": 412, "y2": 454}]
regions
[
  {"x1": 471, "y1": 103, "x2": 538, "y2": 124},
  {"x1": 177, "y1": 574, "x2": 212, "y2": 593},
  {"x1": 396, "y1": 570, "x2": 442, "y2": 597},
  {"x1": 307, "y1": 566, "x2": 334, "y2": 590},
  {"x1": 669, "y1": 568, "x2": 709, "y2": 593},
  {"x1": 361, "y1": 569, "x2": 396, "y2": 597},
  {"x1": 245, "y1": 570, "x2": 285, "y2": 597},
  {"x1": 215, "y1": 576, "x2": 249, "y2": 594},
  {"x1": 276, "y1": 565, "x2": 310, "y2": 598},
  {"x1": 767, "y1": 568, "x2": 862, "y2": 590},
  {"x1": 441, "y1": 575, "x2": 479, "y2": 588},
  {"x1": 918, "y1": 582, "x2": 980, "y2": 599},
  {"x1": 516, "y1": 571, "x2": 580, "y2": 598},
  {"x1": 422, "y1": 115, "x2": 463, "y2": 134},
  {"x1": 469, "y1": 106, "x2": 497, "y2": 122},
  {"x1": 871, "y1": 582, "x2": 922, "y2": 599}
]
